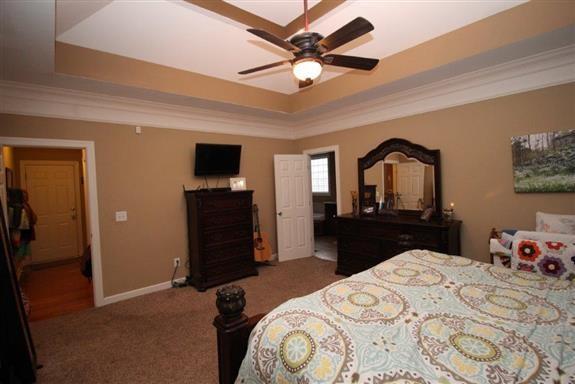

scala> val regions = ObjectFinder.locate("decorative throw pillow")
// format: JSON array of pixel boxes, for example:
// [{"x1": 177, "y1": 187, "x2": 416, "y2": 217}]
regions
[
  {"x1": 536, "y1": 212, "x2": 575, "y2": 235},
  {"x1": 514, "y1": 230, "x2": 575, "y2": 244},
  {"x1": 511, "y1": 239, "x2": 575, "y2": 280}
]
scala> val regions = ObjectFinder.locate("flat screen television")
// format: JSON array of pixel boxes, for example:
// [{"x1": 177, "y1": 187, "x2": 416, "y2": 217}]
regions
[{"x1": 194, "y1": 143, "x2": 241, "y2": 176}]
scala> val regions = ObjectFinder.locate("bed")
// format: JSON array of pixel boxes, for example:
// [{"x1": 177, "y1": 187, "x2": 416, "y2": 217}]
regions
[{"x1": 213, "y1": 250, "x2": 574, "y2": 384}]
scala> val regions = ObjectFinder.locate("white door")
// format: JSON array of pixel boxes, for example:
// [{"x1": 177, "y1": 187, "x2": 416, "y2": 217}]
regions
[
  {"x1": 22, "y1": 162, "x2": 83, "y2": 264},
  {"x1": 396, "y1": 162, "x2": 425, "y2": 210},
  {"x1": 274, "y1": 155, "x2": 313, "y2": 262}
]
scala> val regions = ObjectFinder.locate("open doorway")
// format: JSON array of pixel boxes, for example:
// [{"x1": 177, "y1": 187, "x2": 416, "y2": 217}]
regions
[
  {"x1": 303, "y1": 146, "x2": 341, "y2": 262},
  {"x1": 1, "y1": 145, "x2": 93, "y2": 321}
]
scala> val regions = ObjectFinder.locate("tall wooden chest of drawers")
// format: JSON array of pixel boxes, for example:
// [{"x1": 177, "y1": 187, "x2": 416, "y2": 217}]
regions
[
  {"x1": 336, "y1": 214, "x2": 461, "y2": 276},
  {"x1": 185, "y1": 189, "x2": 257, "y2": 291}
]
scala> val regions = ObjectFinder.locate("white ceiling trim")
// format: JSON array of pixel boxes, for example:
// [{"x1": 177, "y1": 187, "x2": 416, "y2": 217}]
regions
[
  {"x1": 1, "y1": 46, "x2": 573, "y2": 141},
  {"x1": 292, "y1": 45, "x2": 575, "y2": 139},
  {"x1": 0, "y1": 81, "x2": 293, "y2": 140}
]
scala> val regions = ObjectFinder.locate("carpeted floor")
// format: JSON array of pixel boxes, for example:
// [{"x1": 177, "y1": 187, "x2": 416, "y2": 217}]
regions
[
  {"x1": 31, "y1": 256, "x2": 341, "y2": 383},
  {"x1": 314, "y1": 235, "x2": 337, "y2": 261}
]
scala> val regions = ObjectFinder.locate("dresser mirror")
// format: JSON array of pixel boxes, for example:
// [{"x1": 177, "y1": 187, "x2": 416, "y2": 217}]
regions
[{"x1": 358, "y1": 138, "x2": 442, "y2": 217}]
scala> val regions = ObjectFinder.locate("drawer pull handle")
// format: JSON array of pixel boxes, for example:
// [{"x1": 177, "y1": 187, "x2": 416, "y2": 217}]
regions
[{"x1": 398, "y1": 234, "x2": 414, "y2": 241}]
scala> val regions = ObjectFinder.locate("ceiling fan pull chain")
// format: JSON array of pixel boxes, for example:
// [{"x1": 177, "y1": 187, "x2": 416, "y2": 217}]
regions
[{"x1": 304, "y1": 0, "x2": 309, "y2": 32}]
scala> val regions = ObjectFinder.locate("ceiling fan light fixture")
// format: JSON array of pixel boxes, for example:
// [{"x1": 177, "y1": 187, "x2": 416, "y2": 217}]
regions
[{"x1": 292, "y1": 59, "x2": 322, "y2": 81}]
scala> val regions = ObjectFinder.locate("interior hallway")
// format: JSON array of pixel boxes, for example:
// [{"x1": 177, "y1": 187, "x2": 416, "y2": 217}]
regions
[{"x1": 21, "y1": 259, "x2": 93, "y2": 322}]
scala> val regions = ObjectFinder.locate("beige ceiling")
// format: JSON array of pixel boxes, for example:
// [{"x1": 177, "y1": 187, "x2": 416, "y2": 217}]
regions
[{"x1": 1, "y1": 0, "x2": 574, "y2": 119}]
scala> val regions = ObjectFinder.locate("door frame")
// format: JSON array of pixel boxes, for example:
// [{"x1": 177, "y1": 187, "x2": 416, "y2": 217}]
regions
[
  {"x1": 302, "y1": 145, "x2": 342, "y2": 216},
  {"x1": 0, "y1": 137, "x2": 104, "y2": 307},
  {"x1": 20, "y1": 160, "x2": 85, "y2": 262}
]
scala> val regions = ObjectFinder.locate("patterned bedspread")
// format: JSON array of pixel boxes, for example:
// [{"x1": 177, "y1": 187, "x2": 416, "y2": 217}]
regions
[{"x1": 236, "y1": 250, "x2": 575, "y2": 384}]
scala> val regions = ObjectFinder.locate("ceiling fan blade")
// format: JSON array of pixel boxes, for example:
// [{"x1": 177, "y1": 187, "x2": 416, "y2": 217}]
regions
[
  {"x1": 247, "y1": 29, "x2": 300, "y2": 52},
  {"x1": 238, "y1": 60, "x2": 291, "y2": 75},
  {"x1": 299, "y1": 79, "x2": 313, "y2": 88},
  {"x1": 323, "y1": 54, "x2": 379, "y2": 70},
  {"x1": 317, "y1": 17, "x2": 374, "y2": 53}
]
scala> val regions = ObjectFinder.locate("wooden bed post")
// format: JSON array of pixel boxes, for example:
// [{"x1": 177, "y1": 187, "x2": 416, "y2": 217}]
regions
[
  {"x1": 213, "y1": 285, "x2": 265, "y2": 384},
  {"x1": 213, "y1": 285, "x2": 248, "y2": 384}
]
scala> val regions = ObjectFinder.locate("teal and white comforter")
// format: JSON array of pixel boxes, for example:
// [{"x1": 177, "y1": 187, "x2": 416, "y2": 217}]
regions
[{"x1": 236, "y1": 250, "x2": 575, "y2": 383}]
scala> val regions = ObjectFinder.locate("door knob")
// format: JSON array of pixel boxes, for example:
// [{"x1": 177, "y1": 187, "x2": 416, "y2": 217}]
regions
[{"x1": 277, "y1": 212, "x2": 282, "y2": 216}]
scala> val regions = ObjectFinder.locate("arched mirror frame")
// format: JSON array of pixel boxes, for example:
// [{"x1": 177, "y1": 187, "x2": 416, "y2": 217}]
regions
[{"x1": 358, "y1": 138, "x2": 442, "y2": 217}]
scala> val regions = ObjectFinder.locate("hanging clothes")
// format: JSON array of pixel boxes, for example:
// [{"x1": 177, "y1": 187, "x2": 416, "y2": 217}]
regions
[{"x1": 7, "y1": 188, "x2": 37, "y2": 260}]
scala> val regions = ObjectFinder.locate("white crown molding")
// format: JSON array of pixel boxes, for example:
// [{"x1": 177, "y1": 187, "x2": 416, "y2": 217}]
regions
[
  {"x1": 292, "y1": 45, "x2": 575, "y2": 139},
  {"x1": 0, "y1": 81, "x2": 294, "y2": 140},
  {"x1": 1, "y1": 45, "x2": 573, "y2": 141}
]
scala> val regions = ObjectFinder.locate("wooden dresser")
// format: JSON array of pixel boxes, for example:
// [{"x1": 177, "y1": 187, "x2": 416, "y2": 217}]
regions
[
  {"x1": 185, "y1": 189, "x2": 257, "y2": 291},
  {"x1": 336, "y1": 214, "x2": 461, "y2": 276}
]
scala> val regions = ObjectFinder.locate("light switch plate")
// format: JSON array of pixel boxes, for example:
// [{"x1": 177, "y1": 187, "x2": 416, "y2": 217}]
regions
[{"x1": 115, "y1": 211, "x2": 128, "y2": 222}]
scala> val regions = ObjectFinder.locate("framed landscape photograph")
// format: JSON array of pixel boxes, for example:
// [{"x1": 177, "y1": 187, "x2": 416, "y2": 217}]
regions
[{"x1": 511, "y1": 129, "x2": 575, "y2": 192}]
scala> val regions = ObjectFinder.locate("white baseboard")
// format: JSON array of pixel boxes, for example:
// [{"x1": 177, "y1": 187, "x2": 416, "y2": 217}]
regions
[
  {"x1": 100, "y1": 255, "x2": 279, "y2": 306},
  {"x1": 101, "y1": 277, "x2": 186, "y2": 306}
]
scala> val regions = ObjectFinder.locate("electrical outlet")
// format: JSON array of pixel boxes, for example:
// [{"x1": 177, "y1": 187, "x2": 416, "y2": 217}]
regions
[{"x1": 173, "y1": 258, "x2": 181, "y2": 268}]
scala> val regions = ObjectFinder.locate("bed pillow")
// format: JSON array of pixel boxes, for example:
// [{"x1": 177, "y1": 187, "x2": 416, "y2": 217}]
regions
[
  {"x1": 511, "y1": 238, "x2": 575, "y2": 280},
  {"x1": 514, "y1": 230, "x2": 575, "y2": 244},
  {"x1": 536, "y1": 212, "x2": 575, "y2": 235}
]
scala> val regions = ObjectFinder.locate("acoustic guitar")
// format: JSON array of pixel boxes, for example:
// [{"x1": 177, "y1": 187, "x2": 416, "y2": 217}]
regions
[{"x1": 252, "y1": 204, "x2": 272, "y2": 262}]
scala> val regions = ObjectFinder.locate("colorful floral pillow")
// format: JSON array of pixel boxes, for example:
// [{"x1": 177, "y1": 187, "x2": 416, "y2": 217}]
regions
[
  {"x1": 511, "y1": 239, "x2": 575, "y2": 280},
  {"x1": 536, "y1": 212, "x2": 575, "y2": 235}
]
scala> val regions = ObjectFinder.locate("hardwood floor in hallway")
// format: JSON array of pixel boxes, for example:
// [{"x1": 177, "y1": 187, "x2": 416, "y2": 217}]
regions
[{"x1": 20, "y1": 259, "x2": 93, "y2": 322}]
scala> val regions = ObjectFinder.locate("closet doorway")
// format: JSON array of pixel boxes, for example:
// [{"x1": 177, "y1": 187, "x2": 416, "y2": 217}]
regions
[
  {"x1": 303, "y1": 146, "x2": 341, "y2": 262},
  {"x1": 1, "y1": 143, "x2": 100, "y2": 321}
]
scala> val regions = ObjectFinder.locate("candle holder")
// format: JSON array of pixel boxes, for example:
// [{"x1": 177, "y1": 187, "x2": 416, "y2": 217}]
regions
[
  {"x1": 443, "y1": 203, "x2": 455, "y2": 222},
  {"x1": 351, "y1": 191, "x2": 359, "y2": 216},
  {"x1": 442, "y1": 208, "x2": 453, "y2": 222}
]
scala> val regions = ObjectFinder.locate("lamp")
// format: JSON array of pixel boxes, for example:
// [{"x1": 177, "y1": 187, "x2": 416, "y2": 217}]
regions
[{"x1": 292, "y1": 59, "x2": 322, "y2": 81}]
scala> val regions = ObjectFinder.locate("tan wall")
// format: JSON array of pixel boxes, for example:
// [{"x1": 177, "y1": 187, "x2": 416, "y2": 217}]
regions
[
  {"x1": 10, "y1": 147, "x2": 89, "y2": 251},
  {"x1": 0, "y1": 116, "x2": 297, "y2": 296},
  {"x1": 296, "y1": 83, "x2": 575, "y2": 263},
  {"x1": 0, "y1": 83, "x2": 573, "y2": 297}
]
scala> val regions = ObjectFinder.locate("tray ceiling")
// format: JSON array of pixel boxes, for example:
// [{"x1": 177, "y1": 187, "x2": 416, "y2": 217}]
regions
[
  {"x1": 55, "y1": 0, "x2": 526, "y2": 95},
  {"x1": 3, "y1": 0, "x2": 572, "y2": 123}
]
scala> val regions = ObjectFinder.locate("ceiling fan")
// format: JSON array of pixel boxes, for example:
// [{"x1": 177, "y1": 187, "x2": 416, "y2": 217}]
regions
[{"x1": 238, "y1": 0, "x2": 379, "y2": 89}]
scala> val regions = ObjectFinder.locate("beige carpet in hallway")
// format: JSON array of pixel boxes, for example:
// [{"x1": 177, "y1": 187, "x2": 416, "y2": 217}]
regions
[{"x1": 31, "y1": 257, "x2": 341, "y2": 383}]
